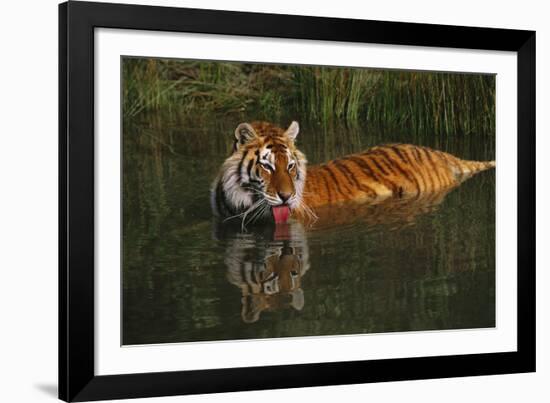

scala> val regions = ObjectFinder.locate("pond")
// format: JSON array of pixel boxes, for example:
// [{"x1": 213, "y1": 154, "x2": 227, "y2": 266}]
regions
[{"x1": 122, "y1": 113, "x2": 495, "y2": 345}]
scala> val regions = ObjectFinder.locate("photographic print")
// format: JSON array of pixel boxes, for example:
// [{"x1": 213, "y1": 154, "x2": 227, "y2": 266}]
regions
[{"x1": 121, "y1": 58, "x2": 496, "y2": 345}]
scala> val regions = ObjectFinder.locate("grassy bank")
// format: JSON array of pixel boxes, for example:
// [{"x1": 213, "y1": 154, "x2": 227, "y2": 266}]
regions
[{"x1": 122, "y1": 57, "x2": 495, "y2": 136}]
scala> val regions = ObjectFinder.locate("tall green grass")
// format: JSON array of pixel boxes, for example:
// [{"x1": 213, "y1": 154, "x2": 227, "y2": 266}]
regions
[
  {"x1": 289, "y1": 66, "x2": 381, "y2": 124},
  {"x1": 123, "y1": 58, "x2": 291, "y2": 118},
  {"x1": 365, "y1": 71, "x2": 495, "y2": 136},
  {"x1": 123, "y1": 57, "x2": 495, "y2": 136}
]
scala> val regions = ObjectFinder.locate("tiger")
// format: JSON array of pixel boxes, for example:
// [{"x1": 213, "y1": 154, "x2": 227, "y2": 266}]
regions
[
  {"x1": 210, "y1": 121, "x2": 495, "y2": 226},
  {"x1": 223, "y1": 222, "x2": 309, "y2": 323}
]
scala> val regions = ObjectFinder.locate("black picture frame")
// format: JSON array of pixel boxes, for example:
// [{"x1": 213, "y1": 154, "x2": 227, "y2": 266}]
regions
[{"x1": 59, "y1": 1, "x2": 536, "y2": 401}]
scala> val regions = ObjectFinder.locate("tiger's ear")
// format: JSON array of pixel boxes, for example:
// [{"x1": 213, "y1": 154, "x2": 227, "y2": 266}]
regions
[
  {"x1": 234, "y1": 123, "x2": 257, "y2": 151},
  {"x1": 285, "y1": 121, "x2": 299, "y2": 141}
]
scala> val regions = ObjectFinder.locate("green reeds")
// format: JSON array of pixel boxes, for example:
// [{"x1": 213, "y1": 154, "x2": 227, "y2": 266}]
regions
[
  {"x1": 289, "y1": 66, "x2": 381, "y2": 125},
  {"x1": 122, "y1": 58, "x2": 495, "y2": 137},
  {"x1": 365, "y1": 71, "x2": 495, "y2": 136},
  {"x1": 123, "y1": 58, "x2": 255, "y2": 118}
]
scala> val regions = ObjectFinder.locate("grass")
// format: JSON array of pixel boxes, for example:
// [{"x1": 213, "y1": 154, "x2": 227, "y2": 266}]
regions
[
  {"x1": 122, "y1": 57, "x2": 495, "y2": 136},
  {"x1": 365, "y1": 71, "x2": 495, "y2": 136}
]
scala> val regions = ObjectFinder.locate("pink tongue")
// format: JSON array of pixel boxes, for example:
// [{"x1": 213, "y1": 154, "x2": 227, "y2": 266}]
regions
[{"x1": 272, "y1": 206, "x2": 290, "y2": 224}]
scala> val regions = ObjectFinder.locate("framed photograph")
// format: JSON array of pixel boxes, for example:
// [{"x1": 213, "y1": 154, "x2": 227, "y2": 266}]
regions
[{"x1": 59, "y1": 1, "x2": 535, "y2": 401}]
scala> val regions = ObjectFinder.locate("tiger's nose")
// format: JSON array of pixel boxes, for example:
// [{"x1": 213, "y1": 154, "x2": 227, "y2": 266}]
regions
[{"x1": 278, "y1": 192, "x2": 291, "y2": 203}]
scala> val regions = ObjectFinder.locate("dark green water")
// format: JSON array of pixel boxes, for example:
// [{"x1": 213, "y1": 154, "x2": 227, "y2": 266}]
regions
[{"x1": 122, "y1": 114, "x2": 495, "y2": 345}]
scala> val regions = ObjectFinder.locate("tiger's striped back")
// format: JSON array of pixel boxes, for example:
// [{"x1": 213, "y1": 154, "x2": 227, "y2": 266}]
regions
[{"x1": 301, "y1": 144, "x2": 495, "y2": 208}]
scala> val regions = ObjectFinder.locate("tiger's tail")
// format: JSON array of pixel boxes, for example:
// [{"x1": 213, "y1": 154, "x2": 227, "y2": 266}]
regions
[{"x1": 457, "y1": 159, "x2": 496, "y2": 176}]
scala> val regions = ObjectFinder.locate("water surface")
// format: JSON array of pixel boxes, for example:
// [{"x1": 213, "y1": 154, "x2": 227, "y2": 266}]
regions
[{"x1": 122, "y1": 114, "x2": 495, "y2": 345}]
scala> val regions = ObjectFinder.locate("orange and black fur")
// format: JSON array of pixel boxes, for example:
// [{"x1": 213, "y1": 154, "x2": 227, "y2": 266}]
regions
[{"x1": 211, "y1": 121, "x2": 495, "y2": 225}]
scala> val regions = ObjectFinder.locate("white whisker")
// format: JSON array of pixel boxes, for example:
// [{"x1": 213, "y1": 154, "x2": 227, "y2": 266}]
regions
[
  {"x1": 223, "y1": 199, "x2": 263, "y2": 222},
  {"x1": 298, "y1": 199, "x2": 318, "y2": 224},
  {"x1": 241, "y1": 200, "x2": 267, "y2": 230},
  {"x1": 247, "y1": 203, "x2": 268, "y2": 226}
]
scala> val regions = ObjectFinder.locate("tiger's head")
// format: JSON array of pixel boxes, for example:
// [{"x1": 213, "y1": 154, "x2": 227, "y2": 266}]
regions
[{"x1": 211, "y1": 121, "x2": 307, "y2": 225}]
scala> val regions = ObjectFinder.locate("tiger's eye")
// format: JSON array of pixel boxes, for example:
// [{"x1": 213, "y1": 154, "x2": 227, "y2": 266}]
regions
[{"x1": 260, "y1": 163, "x2": 273, "y2": 173}]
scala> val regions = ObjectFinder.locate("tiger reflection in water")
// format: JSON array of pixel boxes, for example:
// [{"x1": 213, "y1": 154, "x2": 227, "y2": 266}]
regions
[
  {"x1": 216, "y1": 223, "x2": 309, "y2": 323},
  {"x1": 216, "y1": 187, "x2": 456, "y2": 324}
]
